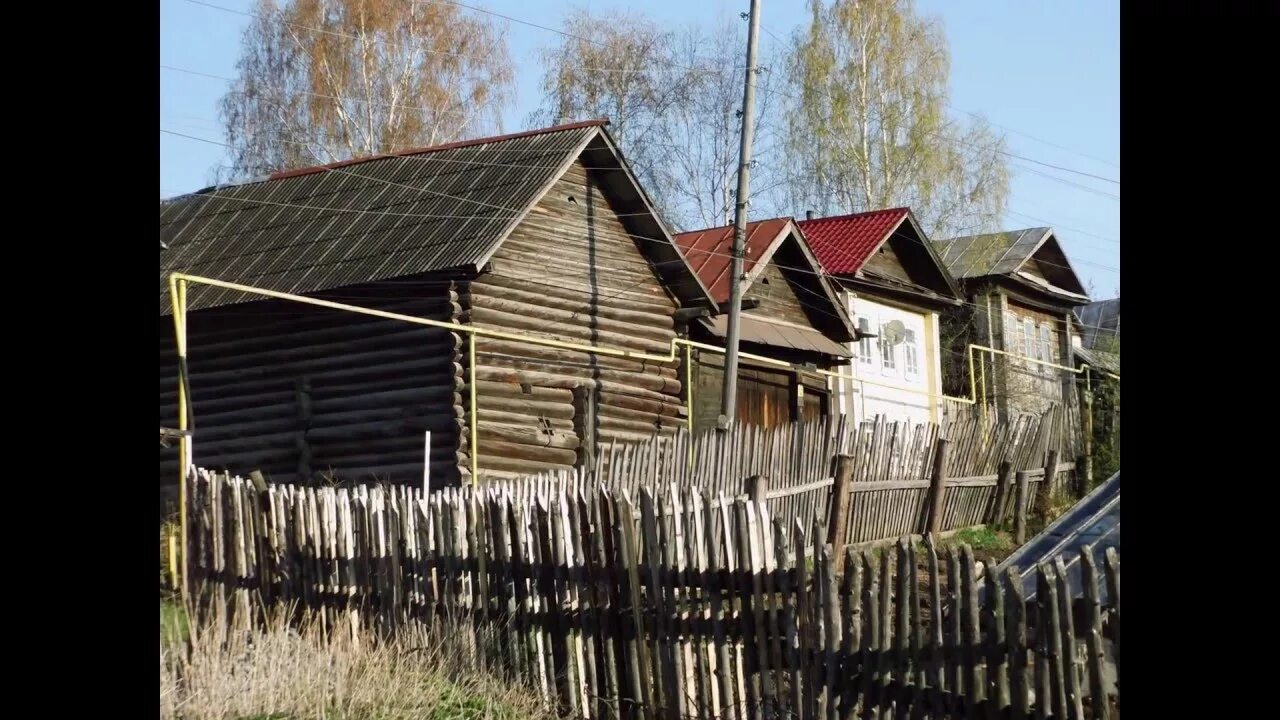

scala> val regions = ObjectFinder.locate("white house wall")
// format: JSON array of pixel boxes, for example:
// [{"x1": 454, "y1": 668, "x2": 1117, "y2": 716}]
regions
[{"x1": 831, "y1": 292, "x2": 941, "y2": 425}]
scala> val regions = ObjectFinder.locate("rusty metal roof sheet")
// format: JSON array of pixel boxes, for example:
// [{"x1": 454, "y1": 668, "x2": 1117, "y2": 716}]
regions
[
  {"x1": 673, "y1": 218, "x2": 793, "y2": 305},
  {"x1": 699, "y1": 314, "x2": 852, "y2": 358}
]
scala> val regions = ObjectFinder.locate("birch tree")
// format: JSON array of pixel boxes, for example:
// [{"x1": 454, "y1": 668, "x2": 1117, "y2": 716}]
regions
[
  {"x1": 784, "y1": 0, "x2": 1010, "y2": 239},
  {"x1": 531, "y1": 10, "x2": 782, "y2": 230},
  {"x1": 218, "y1": 0, "x2": 514, "y2": 179}
]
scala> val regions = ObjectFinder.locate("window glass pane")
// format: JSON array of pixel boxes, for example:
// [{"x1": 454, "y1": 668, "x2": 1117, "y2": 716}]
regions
[{"x1": 904, "y1": 329, "x2": 918, "y2": 375}]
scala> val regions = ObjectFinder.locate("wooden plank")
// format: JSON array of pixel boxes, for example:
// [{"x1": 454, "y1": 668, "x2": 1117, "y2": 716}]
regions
[
  {"x1": 926, "y1": 439, "x2": 951, "y2": 537},
  {"x1": 989, "y1": 461, "x2": 1014, "y2": 525},
  {"x1": 617, "y1": 493, "x2": 653, "y2": 720},
  {"x1": 709, "y1": 492, "x2": 736, "y2": 720},
  {"x1": 985, "y1": 557, "x2": 1010, "y2": 719},
  {"x1": 745, "y1": 500, "x2": 774, "y2": 720},
  {"x1": 639, "y1": 489, "x2": 671, "y2": 717},
  {"x1": 1038, "y1": 563, "x2": 1068, "y2": 720},
  {"x1": 823, "y1": 543, "x2": 841, "y2": 720},
  {"x1": 1054, "y1": 556, "x2": 1084, "y2": 720},
  {"x1": 1006, "y1": 567, "x2": 1029, "y2": 720},
  {"x1": 838, "y1": 546, "x2": 863, "y2": 720},
  {"x1": 876, "y1": 547, "x2": 892, "y2": 720},
  {"x1": 922, "y1": 535, "x2": 945, "y2": 719},
  {"x1": 795, "y1": 520, "x2": 816, "y2": 720},
  {"x1": 1014, "y1": 471, "x2": 1031, "y2": 545},
  {"x1": 946, "y1": 548, "x2": 963, "y2": 715},
  {"x1": 828, "y1": 455, "x2": 856, "y2": 568},
  {"x1": 1103, "y1": 547, "x2": 1120, "y2": 683},
  {"x1": 961, "y1": 545, "x2": 985, "y2": 717},
  {"x1": 778, "y1": 521, "x2": 802, "y2": 720},
  {"x1": 892, "y1": 539, "x2": 911, "y2": 720},
  {"x1": 1079, "y1": 545, "x2": 1111, "y2": 720},
  {"x1": 859, "y1": 551, "x2": 880, "y2": 720},
  {"x1": 661, "y1": 485, "x2": 690, "y2": 720}
]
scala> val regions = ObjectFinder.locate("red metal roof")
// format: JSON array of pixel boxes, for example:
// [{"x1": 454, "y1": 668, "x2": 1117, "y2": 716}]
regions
[
  {"x1": 672, "y1": 218, "x2": 793, "y2": 305},
  {"x1": 797, "y1": 207, "x2": 910, "y2": 275},
  {"x1": 268, "y1": 119, "x2": 610, "y2": 180}
]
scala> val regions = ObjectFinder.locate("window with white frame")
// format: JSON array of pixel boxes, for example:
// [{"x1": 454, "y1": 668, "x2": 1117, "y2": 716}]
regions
[
  {"x1": 904, "y1": 328, "x2": 919, "y2": 377},
  {"x1": 880, "y1": 322, "x2": 897, "y2": 371},
  {"x1": 857, "y1": 317, "x2": 873, "y2": 365},
  {"x1": 1039, "y1": 325, "x2": 1052, "y2": 364}
]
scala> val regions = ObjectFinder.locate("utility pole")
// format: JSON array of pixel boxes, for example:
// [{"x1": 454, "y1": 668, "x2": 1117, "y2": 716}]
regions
[{"x1": 718, "y1": 0, "x2": 763, "y2": 431}]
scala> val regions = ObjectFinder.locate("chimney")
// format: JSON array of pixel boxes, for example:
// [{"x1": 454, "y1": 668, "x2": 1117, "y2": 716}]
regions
[{"x1": 805, "y1": 210, "x2": 815, "y2": 221}]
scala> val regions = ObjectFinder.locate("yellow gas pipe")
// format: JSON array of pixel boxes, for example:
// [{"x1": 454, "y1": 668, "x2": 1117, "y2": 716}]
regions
[{"x1": 165, "y1": 272, "x2": 1119, "y2": 595}]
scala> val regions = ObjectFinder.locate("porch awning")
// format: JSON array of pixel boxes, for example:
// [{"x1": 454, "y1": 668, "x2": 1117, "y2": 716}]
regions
[{"x1": 699, "y1": 315, "x2": 853, "y2": 358}]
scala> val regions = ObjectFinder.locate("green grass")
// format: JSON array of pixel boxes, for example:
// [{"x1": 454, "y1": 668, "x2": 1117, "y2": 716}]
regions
[
  {"x1": 947, "y1": 526, "x2": 1015, "y2": 560},
  {"x1": 160, "y1": 597, "x2": 188, "y2": 647}
]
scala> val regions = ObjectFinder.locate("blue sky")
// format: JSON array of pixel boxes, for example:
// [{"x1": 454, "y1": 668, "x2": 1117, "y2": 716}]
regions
[{"x1": 160, "y1": 0, "x2": 1119, "y2": 296}]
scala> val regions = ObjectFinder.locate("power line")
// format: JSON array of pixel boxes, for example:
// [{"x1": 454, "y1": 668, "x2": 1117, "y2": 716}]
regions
[
  {"x1": 161, "y1": 123, "x2": 1120, "y2": 325},
  {"x1": 1010, "y1": 162, "x2": 1120, "y2": 202},
  {"x1": 161, "y1": 126, "x2": 1119, "y2": 278},
  {"x1": 181, "y1": 0, "x2": 721, "y2": 75}
]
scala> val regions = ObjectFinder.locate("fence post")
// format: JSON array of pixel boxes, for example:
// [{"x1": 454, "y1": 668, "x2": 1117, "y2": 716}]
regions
[
  {"x1": 572, "y1": 386, "x2": 597, "y2": 471},
  {"x1": 989, "y1": 460, "x2": 1013, "y2": 525},
  {"x1": 746, "y1": 474, "x2": 768, "y2": 505},
  {"x1": 1081, "y1": 380, "x2": 1095, "y2": 489},
  {"x1": 1014, "y1": 470, "x2": 1030, "y2": 544},
  {"x1": 925, "y1": 438, "x2": 950, "y2": 535},
  {"x1": 826, "y1": 454, "x2": 855, "y2": 569},
  {"x1": 1037, "y1": 449, "x2": 1060, "y2": 517}
]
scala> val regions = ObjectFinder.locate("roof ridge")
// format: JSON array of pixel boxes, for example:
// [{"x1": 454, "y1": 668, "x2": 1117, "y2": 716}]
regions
[
  {"x1": 795, "y1": 207, "x2": 909, "y2": 226},
  {"x1": 671, "y1": 216, "x2": 796, "y2": 237},
  {"x1": 267, "y1": 119, "x2": 610, "y2": 181}
]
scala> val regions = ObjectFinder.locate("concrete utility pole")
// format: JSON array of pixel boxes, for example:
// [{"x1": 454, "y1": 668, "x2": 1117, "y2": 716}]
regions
[{"x1": 718, "y1": 0, "x2": 763, "y2": 430}]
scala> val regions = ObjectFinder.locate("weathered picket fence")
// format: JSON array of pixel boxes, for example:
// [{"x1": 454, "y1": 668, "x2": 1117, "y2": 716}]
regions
[
  {"x1": 491, "y1": 411, "x2": 1075, "y2": 548},
  {"x1": 187, "y1": 471, "x2": 1118, "y2": 719}
]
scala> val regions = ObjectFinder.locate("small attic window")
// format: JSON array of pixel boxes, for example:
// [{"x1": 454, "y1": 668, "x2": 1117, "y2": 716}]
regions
[
  {"x1": 760, "y1": 276, "x2": 770, "y2": 285},
  {"x1": 567, "y1": 195, "x2": 578, "y2": 204}
]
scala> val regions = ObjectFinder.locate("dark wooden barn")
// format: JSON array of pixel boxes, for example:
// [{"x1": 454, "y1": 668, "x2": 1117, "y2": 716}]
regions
[
  {"x1": 160, "y1": 120, "x2": 715, "y2": 487},
  {"x1": 672, "y1": 218, "x2": 857, "y2": 432}
]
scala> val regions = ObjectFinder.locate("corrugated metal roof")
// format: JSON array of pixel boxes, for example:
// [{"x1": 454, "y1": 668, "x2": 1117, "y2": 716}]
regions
[
  {"x1": 672, "y1": 218, "x2": 793, "y2": 305},
  {"x1": 994, "y1": 472, "x2": 1119, "y2": 603},
  {"x1": 1075, "y1": 298, "x2": 1120, "y2": 349},
  {"x1": 796, "y1": 208, "x2": 909, "y2": 275},
  {"x1": 699, "y1": 315, "x2": 853, "y2": 357},
  {"x1": 160, "y1": 121, "x2": 607, "y2": 314},
  {"x1": 1073, "y1": 345, "x2": 1120, "y2": 375},
  {"x1": 931, "y1": 227, "x2": 1052, "y2": 279}
]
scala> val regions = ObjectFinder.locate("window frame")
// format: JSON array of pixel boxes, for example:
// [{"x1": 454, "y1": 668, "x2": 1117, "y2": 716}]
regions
[
  {"x1": 879, "y1": 318, "x2": 898, "y2": 376},
  {"x1": 857, "y1": 316, "x2": 874, "y2": 366},
  {"x1": 903, "y1": 327, "x2": 919, "y2": 379}
]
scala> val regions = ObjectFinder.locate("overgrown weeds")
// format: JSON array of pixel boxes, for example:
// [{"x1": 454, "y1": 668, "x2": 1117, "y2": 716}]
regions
[{"x1": 160, "y1": 599, "x2": 557, "y2": 720}]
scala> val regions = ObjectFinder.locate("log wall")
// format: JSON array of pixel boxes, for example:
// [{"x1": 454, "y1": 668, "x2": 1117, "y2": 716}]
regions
[
  {"x1": 159, "y1": 280, "x2": 466, "y2": 487},
  {"x1": 467, "y1": 158, "x2": 685, "y2": 481}
]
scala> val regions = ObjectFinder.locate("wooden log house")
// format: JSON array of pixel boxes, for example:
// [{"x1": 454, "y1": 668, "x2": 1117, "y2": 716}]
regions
[
  {"x1": 160, "y1": 120, "x2": 716, "y2": 487},
  {"x1": 930, "y1": 227, "x2": 1092, "y2": 420},
  {"x1": 671, "y1": 218, "x2": 857, "y2": 432}
]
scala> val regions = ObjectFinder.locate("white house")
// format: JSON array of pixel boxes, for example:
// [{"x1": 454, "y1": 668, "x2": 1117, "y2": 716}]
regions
[{"x1": 797, "y1": 208, "x2": 964, "y2": 424}]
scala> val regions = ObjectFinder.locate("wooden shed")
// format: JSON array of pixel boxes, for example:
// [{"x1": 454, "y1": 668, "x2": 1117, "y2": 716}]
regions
[
  {"x1": 672, "y1": 218, "x2": 856, "y2": 432},
  {"x1": 160, "y1": 120, "x2": 714, "y2": 487}
]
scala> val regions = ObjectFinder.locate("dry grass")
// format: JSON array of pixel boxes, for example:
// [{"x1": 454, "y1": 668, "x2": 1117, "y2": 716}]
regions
[{"x1": 160, "y1": 602, "x2": 559, "y2": 720}]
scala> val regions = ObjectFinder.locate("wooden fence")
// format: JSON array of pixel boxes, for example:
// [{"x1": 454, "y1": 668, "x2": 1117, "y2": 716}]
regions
[
  {"x1": 187, "y1": 471, "x2": 1118, "y2": 720},
  {"x1": 492, "y1": 411, "x2": 1076, "y2": 549}
]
